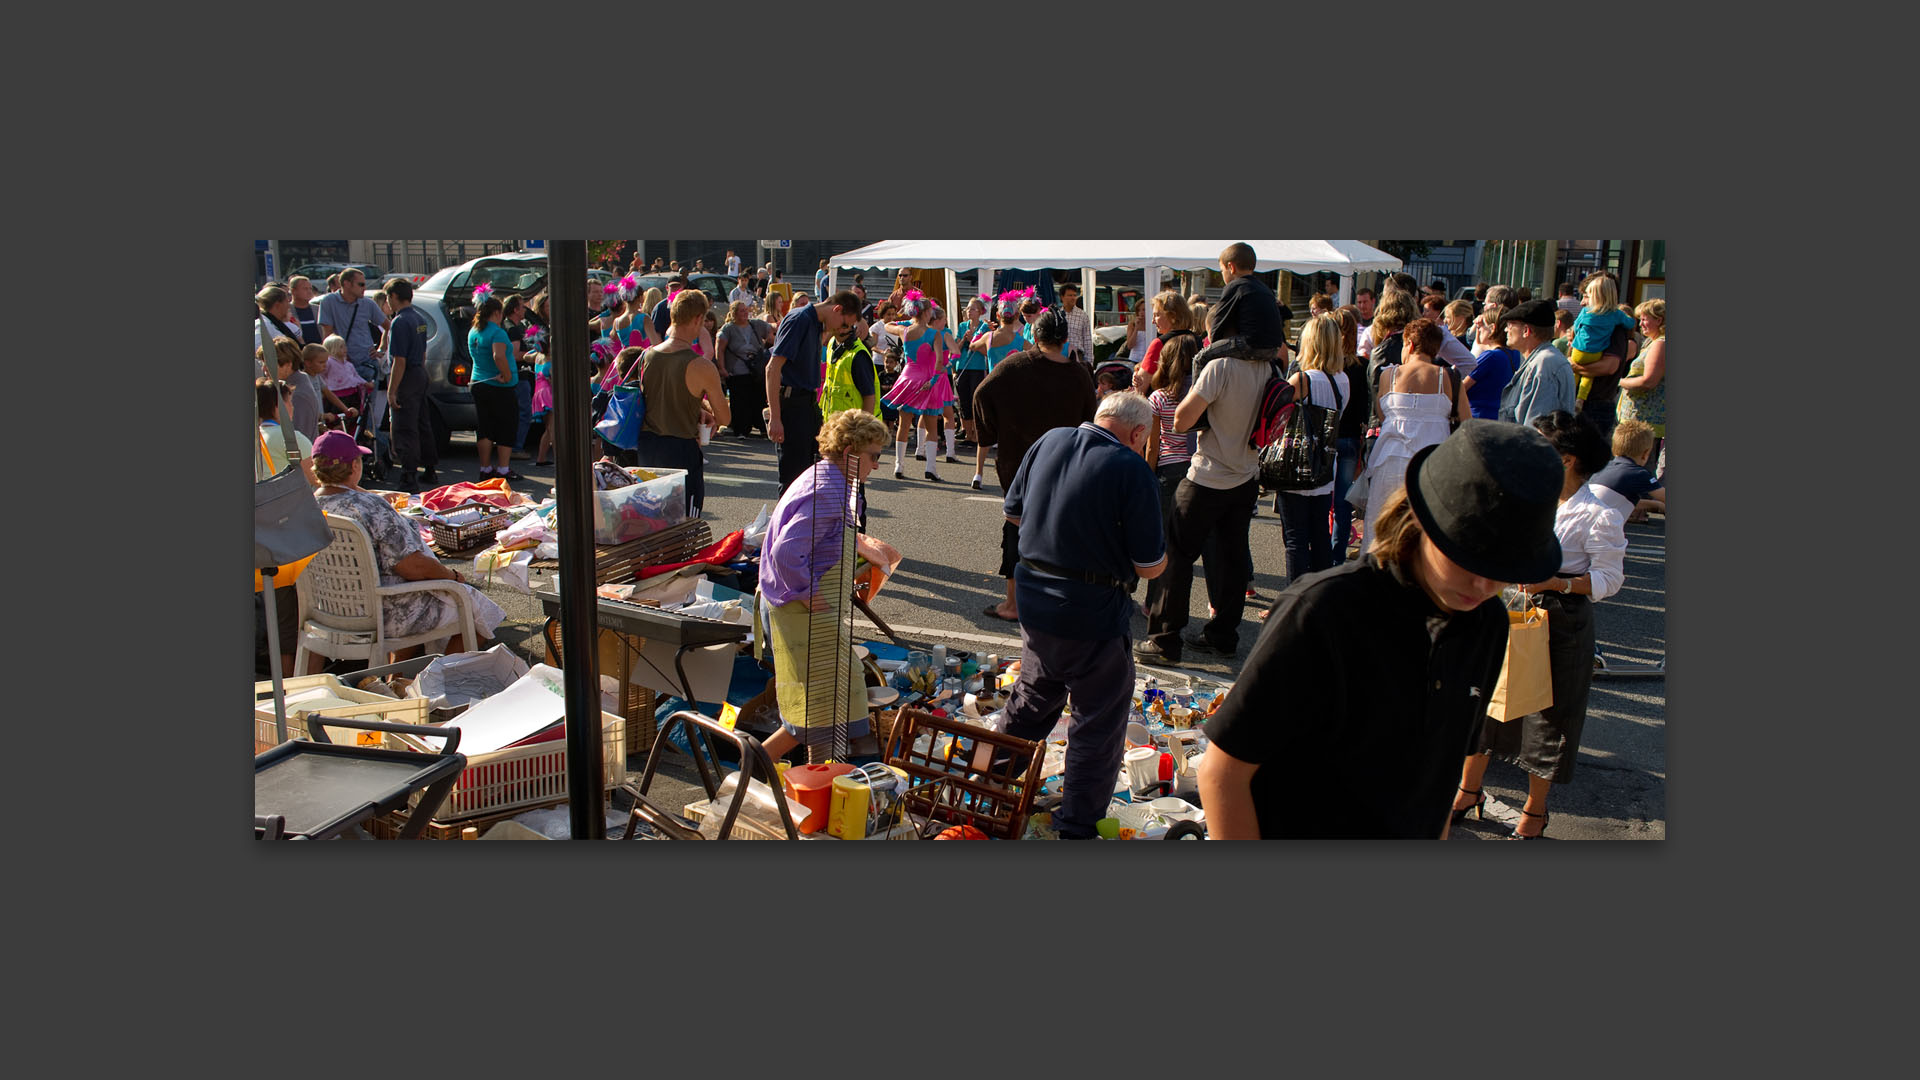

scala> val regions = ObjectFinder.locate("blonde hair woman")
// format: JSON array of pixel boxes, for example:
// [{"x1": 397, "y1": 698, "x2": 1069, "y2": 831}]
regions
[
  {"x1": 1273, "y1": 314, "x2": 1352, "y2": 578},
  {"x1": 756, "y1": 409, "x2": 896, "y2": 763},
  {"x1": 1131, "y1": 290, "x2": 1199, "y2": 393},
  {"x1": 1618, "y1": 298, "x2": 1666, "y2": 468}
]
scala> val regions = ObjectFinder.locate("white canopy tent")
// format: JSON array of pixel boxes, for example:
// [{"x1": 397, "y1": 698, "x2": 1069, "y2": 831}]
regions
[{"x1": 827, "y1": 239, "x2": 1402, "y2": 315}]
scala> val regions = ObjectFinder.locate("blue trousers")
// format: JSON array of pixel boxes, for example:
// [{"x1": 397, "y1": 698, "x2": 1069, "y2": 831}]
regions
[
  {"x1": 1329, "y1": 437, "x2": 1361, "y2": 565},
  {"x1": 514, "y1": 378, "x2": 535, "y2": 450},
  {"x1": 1000, "y1": 624, "x2": 1134, "y2": 839}
]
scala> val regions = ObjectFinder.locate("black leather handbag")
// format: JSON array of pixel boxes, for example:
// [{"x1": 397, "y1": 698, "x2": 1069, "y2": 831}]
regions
[{"x1": 1259, "y1": 370, "x2": 1344, "y2": 492}]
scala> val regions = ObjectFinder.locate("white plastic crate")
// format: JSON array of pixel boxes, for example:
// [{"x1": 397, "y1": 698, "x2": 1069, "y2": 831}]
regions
[
  {"x1": 391, "y1": 711, "x2": 626, "y2": 823},
  {"x1": 254, "y1": 675, "x2": 432, "y2": 753}
]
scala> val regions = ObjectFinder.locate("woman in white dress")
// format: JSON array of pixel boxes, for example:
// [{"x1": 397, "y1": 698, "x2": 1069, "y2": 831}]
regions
[{"x1": 1358, "y1": 318, "x2": 1467, "y2": 553}]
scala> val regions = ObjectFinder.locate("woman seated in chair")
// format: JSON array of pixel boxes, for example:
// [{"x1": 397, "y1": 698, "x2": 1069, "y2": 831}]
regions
[{"x1": 308, "y1": 430, "x2": 507, "y2": 669}]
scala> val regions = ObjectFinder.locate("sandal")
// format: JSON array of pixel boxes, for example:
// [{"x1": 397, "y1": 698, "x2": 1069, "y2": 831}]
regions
[
  {"x1": 1450, "y1": 785, "x2": 1486, "y2": 824},
  {"x1": 982, "y1": 605, "x2": 1017, "y2": 622},
  {"x1": 1507, "y1": 808, "x2": 1549, "y2": 840}
]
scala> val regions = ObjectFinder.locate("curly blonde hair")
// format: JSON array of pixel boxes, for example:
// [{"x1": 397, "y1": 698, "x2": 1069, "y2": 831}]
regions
[{"x1": 818, "y1": 409, "x2": 889, "y2": 459}]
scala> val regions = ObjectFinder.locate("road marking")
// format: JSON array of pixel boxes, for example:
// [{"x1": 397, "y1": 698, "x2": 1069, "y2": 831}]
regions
[
  {"x1": 860, "y1": 621, "x2": 1022, "y2": 648},
  {"x1": 858, "y1": 621, "x2": 1232, "y2": 685},
  {"x1": 962, "y1": 496, "x2": 1000, "y2": 502}
]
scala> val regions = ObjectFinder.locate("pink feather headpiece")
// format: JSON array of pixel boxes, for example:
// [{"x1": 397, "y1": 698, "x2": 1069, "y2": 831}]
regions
[
  {"x1": 617, "y1": 274, "x2": 640, "y2": 302},
  {"x1": 471, "y1": 282, "x2": 493, "y2": 304}
]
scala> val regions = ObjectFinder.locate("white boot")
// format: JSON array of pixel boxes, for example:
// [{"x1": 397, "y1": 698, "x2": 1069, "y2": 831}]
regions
[
  {"x1": 894, "y1": 441, "x2": 907, "y2": 479},
  {"x1": 922, "y1": 438, "x2": 941, "y2": 482}
]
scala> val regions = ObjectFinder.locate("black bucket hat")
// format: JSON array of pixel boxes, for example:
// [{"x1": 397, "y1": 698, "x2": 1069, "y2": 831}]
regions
[{"x1": 1405, "y1": 420, "x2": 1564, "y2": 584}]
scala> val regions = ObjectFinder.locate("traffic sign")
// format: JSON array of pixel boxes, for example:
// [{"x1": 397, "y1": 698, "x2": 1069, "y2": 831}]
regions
[
  {"x1": 523, "y1": 240, "x2": 546, "y2": 250},
  {"x1": 762, "y1": 240, "x2": 791, "y2": 249}
]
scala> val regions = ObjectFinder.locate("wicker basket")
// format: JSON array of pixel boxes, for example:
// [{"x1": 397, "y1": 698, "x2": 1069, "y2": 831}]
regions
[
  {"x1": 428, "y1": 501, "x2": 515, "y2": 555},
  {"x1": 544, "y1": 618, "x2": 658, "y2": 755}
]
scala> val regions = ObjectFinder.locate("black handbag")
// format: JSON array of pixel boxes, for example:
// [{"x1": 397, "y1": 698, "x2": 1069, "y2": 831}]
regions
[{"x1": 1259, "y1": 370, "x2": 1344, "y2": 492}]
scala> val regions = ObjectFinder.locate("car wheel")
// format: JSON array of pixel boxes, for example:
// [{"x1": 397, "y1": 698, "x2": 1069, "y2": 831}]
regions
[{"x1": 430, "y1": 401, "x2": 452, "y2": 455}]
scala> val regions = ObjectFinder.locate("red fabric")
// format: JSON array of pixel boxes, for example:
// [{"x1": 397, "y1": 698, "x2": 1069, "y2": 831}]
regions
[
  {"x1": 1139, "y1": 336, "x2": 1164, "y2": 380},
  {"x1": 636, "y1": 530, "x2": 744, "y2": 579},
  {"x1": 420, "y1": 478, "x2": 523, "y2": 512}
]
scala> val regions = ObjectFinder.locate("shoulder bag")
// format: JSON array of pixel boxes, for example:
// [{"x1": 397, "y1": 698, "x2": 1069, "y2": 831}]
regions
[{"x1": 1259, "y1": 369, "x2": 1344, "y2": 492}]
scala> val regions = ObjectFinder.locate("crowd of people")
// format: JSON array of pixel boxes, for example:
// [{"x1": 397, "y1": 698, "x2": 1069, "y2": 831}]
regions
[{"x1": 255, "y1": 242, "x2": 1667, "y2": 839}]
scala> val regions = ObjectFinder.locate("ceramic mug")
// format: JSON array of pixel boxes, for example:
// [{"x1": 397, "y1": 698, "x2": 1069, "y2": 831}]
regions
[{"x1": 1123, "y1": 746, "x2": 1160, "y2": 792}]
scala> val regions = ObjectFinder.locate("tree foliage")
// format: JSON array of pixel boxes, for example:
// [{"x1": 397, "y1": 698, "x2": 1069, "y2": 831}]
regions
[{"x1": 1376, "y1": 240, "x2": 1436, "y2": 263}]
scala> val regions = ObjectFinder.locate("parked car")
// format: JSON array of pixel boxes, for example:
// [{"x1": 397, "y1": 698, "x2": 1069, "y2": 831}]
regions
[
  {"x1": 288, "y1": 261, "x2": 385, "y2": 284},
  {"x1": 374, "y1": 272, "x2": 430, "y2": 290},
  {"x1": 627, "y1": 272, "x2": 735, "y2": 310}
]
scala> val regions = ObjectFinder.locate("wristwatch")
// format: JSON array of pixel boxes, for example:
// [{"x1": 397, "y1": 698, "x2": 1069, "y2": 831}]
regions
[{"x1": 1563, "y1": 575, "x2": 1576, "y2": 593}]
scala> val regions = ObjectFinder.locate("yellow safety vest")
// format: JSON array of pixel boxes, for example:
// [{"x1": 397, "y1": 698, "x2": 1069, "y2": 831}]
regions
[{"x1": 820, "y1": 334, "x2": 879, "y2": 418}]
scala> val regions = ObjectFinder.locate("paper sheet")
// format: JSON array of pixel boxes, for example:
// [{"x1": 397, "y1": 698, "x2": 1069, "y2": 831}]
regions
[{"x1": 434, "y1": 665, "x2": 570, "y2": 756}]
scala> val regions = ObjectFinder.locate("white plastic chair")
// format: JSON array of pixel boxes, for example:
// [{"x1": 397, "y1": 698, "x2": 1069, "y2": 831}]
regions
[{"x1": 293, "y1": 514, "x2": 477, "y2": 674}]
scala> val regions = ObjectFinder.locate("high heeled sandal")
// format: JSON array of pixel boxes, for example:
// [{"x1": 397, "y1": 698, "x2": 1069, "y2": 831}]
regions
[
  {"x1": 1507, "y1": 808, "x2": 1549, "y2": 840},
  {"x1": 1451, "y1": 785, "x2": 1486, "y2": 824}
]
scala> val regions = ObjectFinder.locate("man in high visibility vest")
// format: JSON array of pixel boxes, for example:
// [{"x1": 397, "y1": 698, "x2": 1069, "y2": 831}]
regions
[{"x1": 819, "y1": 317, "x2": 878, "y2": 420}]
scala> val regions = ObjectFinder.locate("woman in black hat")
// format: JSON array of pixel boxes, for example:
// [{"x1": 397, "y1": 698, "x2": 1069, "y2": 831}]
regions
[
  {"x1": 1198, "y1": 420, "x2": 1566, "y2": 838},
  {"x1": 1452, "y1": 411, "x2": 1626, "y2": 838}
]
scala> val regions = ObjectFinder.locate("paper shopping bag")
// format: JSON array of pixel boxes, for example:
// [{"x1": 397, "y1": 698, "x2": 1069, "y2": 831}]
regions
[{"x1": 1487, "y1": 606, "x2": 1552, "y2": 722}]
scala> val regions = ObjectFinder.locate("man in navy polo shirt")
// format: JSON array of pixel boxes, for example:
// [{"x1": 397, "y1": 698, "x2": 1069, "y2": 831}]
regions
[
  {"x1": 767, "y1": 290, "x2": 860, "y2": 490},
  {"x1": 999, "y1": 391, "x2": 1167, "y2": 839}
]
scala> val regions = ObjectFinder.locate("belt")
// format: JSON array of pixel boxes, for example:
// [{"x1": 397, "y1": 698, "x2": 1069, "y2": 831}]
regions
[
  {"x1": 779, "y1": 385, "x2": 820, "y2": 400},
  {"x1": 1020, "y1": 558, "x2": 1127, "y2": 590}
]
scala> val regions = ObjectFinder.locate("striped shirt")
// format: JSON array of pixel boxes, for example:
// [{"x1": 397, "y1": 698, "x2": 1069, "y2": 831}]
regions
[{"x1": 1150, "y1": 386, "x2": 1193, "y2": 467}]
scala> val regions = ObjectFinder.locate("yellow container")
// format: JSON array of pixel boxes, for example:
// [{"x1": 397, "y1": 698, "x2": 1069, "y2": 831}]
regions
[{"x1": 827, "y1": 773, "x2": 873, "y2": 840}]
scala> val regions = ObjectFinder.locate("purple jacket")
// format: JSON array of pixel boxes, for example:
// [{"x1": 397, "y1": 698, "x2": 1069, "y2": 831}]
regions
[{"x1": 758, "y1": 460, "x2": 861, "y2": 607}]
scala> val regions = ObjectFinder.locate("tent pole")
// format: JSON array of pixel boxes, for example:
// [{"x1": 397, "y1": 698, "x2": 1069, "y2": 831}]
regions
[{"x1": 547, "y1": 241, "x2": 605, "y2": 841}]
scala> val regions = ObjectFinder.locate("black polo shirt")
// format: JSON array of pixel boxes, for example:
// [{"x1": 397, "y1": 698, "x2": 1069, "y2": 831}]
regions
[
  {"x1": 769, "y1": 300, "x2": 825, "y2": 392},
  {"x1": 1203, "y1": 554, "x2": 1508, "y2": 838}
]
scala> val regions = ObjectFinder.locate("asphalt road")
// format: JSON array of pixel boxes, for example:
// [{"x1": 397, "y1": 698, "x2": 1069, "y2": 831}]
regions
[{"x1": 420, "y1": 428, "x2": 1667, "y2": 840}]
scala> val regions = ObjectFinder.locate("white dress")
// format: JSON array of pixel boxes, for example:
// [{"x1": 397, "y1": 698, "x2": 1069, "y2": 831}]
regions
[{"x1": 1359, "y1": 365, "x2": 1454, "y2": 552}]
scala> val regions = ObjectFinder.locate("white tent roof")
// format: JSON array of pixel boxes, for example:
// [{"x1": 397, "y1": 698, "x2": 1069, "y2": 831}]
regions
[{"x1": 828, "y1": 239, "x2": 1401, "y2": 275}]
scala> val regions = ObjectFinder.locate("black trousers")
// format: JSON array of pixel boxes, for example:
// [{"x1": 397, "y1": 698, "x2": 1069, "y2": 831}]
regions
[
  {"x1": 727, "y1": 373, "x2": 767, "y2": 436},
  {"x1": 1147, "y1": 476, "x2": 1258, "y2": 652},
  {"x1": 389, "y1": 379, "x2": 437, "y2": 474},
  {"x1": 776, "y1": 391, "x2": 822, "y2": 492}
]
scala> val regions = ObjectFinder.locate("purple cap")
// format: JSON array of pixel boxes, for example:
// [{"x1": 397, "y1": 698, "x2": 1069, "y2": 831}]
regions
[{"x1": 312, "y1": 430, "x2": 373, "y2": 461}]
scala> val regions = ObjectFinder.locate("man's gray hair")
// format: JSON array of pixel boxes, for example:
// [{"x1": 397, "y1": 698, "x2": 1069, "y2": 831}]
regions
[{"x1": 1096, "y1": 389, "x2": 1154, "y2": 430}]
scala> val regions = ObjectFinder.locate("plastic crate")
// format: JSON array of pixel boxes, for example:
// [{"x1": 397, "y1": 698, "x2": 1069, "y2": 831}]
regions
[
  {"x1": 387, "y1": 710, "x2": 627, "y2": 823},
  {"x1": 591, "y1": 468, "x2": 689, "y2": 546},
  {"x1": 254, "y1": 675, "x2": 433, "y2": 753}
]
